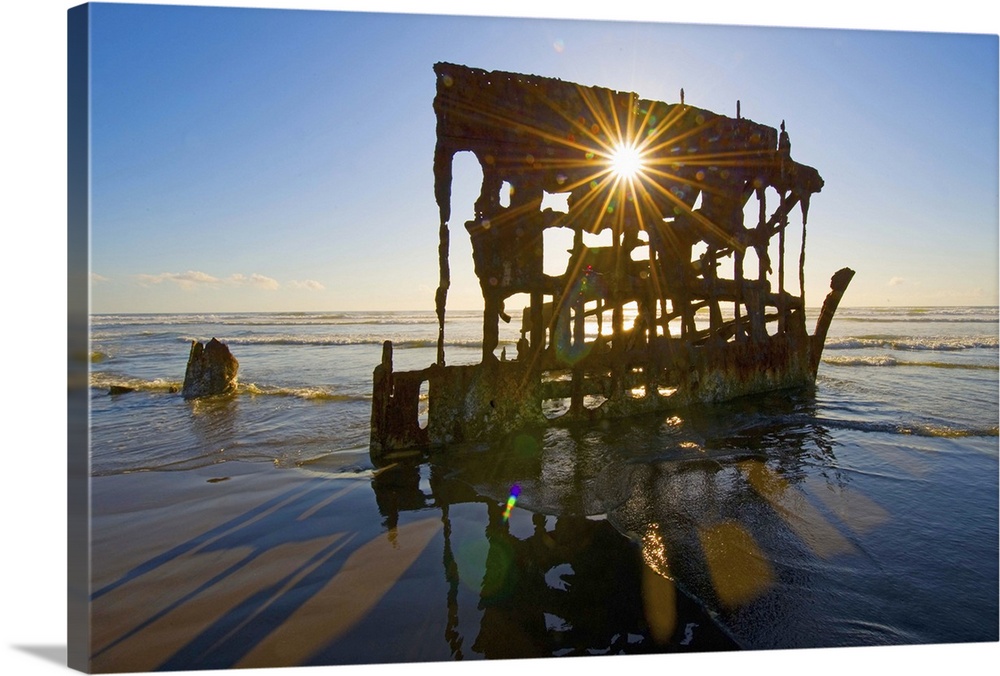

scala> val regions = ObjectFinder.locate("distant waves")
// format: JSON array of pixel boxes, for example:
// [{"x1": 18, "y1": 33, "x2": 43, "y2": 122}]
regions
[
  {"x1": 823, "y1": 355, "x2": 999, "y2": 369},
  {"x1": 176, "y1": 334, "x2": 492, "y2": 349},
  {"x1": 824, "y1": 335, "x2": 997, "y2": 351}
]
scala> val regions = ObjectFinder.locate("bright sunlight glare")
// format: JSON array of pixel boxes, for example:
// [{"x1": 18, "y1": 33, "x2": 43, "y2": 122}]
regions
[{"x1": 609, "y1": 143, "x2": 644, "y2": 178}]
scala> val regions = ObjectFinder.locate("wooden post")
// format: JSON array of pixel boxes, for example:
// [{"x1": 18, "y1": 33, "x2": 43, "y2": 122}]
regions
[
  {"x1": 734, "y1": 248, "x2": 744, "y2": 343},
  {"x1": 370, "y1": 340, "x2": 394, "y2": 457},
  {"x1": 756, "y1": 188, "x2": 768, "y2": 339},
  {"x1": 530, "y1": 290, "x2": 544, "y2": 357},
  {"x1": 483, "y1": 293, "x2": 499, "y2": 361},
  {"x1": 778, "y1": 192, "x2": 786, "y2": 335},
  {"x1": 799, "y1": 196, "x2": 809, "y2": 310},
  {"x1": 612, "y1": 228, "x2": 624, "y2": 343},
  {"x1": 708, "y1": 249, "x2": 723, "y2": 337}
]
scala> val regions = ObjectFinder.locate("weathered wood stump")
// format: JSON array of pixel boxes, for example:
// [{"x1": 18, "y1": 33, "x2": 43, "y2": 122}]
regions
[{"x1": 182, "y1": 338, "x2": 239, "y2": 400}]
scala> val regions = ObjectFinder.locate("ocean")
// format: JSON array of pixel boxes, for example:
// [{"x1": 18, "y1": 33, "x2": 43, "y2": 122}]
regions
[{"x1": 86, "y1": 306, "x2": 999, "y2": 666}]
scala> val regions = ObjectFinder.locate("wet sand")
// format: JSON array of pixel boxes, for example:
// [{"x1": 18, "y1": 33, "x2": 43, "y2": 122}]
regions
[
  {"x1": 88, "y1": 460, "x2": 735, "y2": 672},
  {"x1": 83, "y1": 378, "x2": 1000, "y2": 672},
  {"x1": 91, "y1": 462, "x2": 451, "y2": 671}
]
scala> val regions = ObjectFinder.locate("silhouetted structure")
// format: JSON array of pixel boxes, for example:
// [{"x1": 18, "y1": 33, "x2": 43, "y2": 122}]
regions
[{"x1": 371, "y1": 63, "x2": 853, "y2": 457}]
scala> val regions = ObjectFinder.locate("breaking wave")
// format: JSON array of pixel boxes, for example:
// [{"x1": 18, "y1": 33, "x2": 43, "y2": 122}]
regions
[
  {"x1": 820, "y1": 417, "x2": 999, "y2": 439},
  {"x1": 838, "y1": 316, "x2": 1000, "y2": 324},
  {"x1": 239, "y1": 383, "x2": 368, "y2": 401},
  {"x1": 90, "y1": 372, "x2": 181, "y2": 393},
  {"x1": 89, "y1": 372, "x2": 369, "y2": 402},
  {"x1": 823, "y1": 355, "x2": 999, "y2": 370},
  {"x1": 825, "y1": 336, "x2": 998, "y2": 351},
  {"x1": 835, "y1": 307, "x2": 998, "y2": 323}
]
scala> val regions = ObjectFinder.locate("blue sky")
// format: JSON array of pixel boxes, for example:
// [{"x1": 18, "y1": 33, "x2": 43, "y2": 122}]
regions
[{"x1": 80, "y1": 2, "x2": 998, "y2": 312}]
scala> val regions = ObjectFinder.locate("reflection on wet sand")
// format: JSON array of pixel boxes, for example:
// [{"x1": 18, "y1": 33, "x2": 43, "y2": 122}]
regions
[
  {"x1": 739, "y1": 459, "x2": 858, "y2": 560},
  {"x1": 91, "y1": 389, "x2": 915, "y2": 669},
  {"x1": 367, "y1": 455, "x2": 738, "y2": 658},
  {"x1": 697, "y1": 521, "x2": 775, "y2": 608},
  {"x1": 805, "y1": 476, "x2": 890, "y2": 536}
]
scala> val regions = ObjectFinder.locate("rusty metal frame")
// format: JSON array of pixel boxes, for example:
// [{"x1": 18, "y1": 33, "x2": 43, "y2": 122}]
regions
[{"x1": 371, "y1": 63, "x2": 852, "y2": 458}]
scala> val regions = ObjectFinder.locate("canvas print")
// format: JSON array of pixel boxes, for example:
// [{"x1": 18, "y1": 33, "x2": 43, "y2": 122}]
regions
[{"x1": 69, "y1": 2, "x2": 999, "y2": 673}]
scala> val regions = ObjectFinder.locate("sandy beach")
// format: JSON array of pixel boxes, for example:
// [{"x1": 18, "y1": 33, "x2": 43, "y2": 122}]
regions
[
  {"x1": 88, "y1": 457, "x2": 742, "y2": 672},
  {"x1": 90, "y1": 462, "x2": 439, "y2": 671}
]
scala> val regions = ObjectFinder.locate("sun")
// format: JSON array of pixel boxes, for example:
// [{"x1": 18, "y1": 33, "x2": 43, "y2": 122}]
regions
[{"x1": 609, "y1": 142, "x2": 645, "y2": 179}]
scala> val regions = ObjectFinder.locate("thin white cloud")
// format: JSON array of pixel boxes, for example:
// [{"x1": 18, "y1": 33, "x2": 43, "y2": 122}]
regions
[
  {"x1": 888, "y1": 276, "x2": 906, "y2": 287},
  {"x1": 288, "y1": 279, "x2": 325, "y2": 291},
  {"x1": 176, "y1": 270, "x2": 220, "y2": 285},
  {"x1": 229, "y1": 273, "x2": 280, "y2": 290},
  {"x1": 250, "y1": 273, "x2": 280, "y2": 290},
  {"x1": 135, "y1": 270, "x2": 281, "y2": 291},
  {"x1": 91, "y1": 272, "x2": 109, "y2": 283},
  {"x1": 136, "y1": 270, "x2": 221, "y2": 289}
]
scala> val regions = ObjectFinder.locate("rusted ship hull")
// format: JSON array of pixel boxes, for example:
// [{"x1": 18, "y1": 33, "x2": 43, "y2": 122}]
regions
[
  {"x1": 371, "y1": 268, "x2": 852, "y2": 456},
  {"x1": 370, "y1": 63, "x2": 852, "y2": 458}
]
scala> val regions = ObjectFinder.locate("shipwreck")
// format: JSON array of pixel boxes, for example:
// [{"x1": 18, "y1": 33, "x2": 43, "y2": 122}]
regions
[{"x1": 371, "y1": 63, "x2": 853, "y2": 458}]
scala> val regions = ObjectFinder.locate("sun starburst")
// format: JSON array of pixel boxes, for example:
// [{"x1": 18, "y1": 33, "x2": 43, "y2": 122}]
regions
[{"x1": 608, "y1": 142, "x2": 645, "y2": 179}]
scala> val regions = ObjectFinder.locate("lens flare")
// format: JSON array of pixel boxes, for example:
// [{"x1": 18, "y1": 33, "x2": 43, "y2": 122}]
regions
[{"x1": 502, "y1": 484, "x2": 521, "y2": 522}]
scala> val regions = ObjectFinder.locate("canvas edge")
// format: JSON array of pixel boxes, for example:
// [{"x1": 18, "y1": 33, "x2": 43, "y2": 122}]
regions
[{"x1": 67, "y1": 3, "x2": 92, "y2": 673}]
